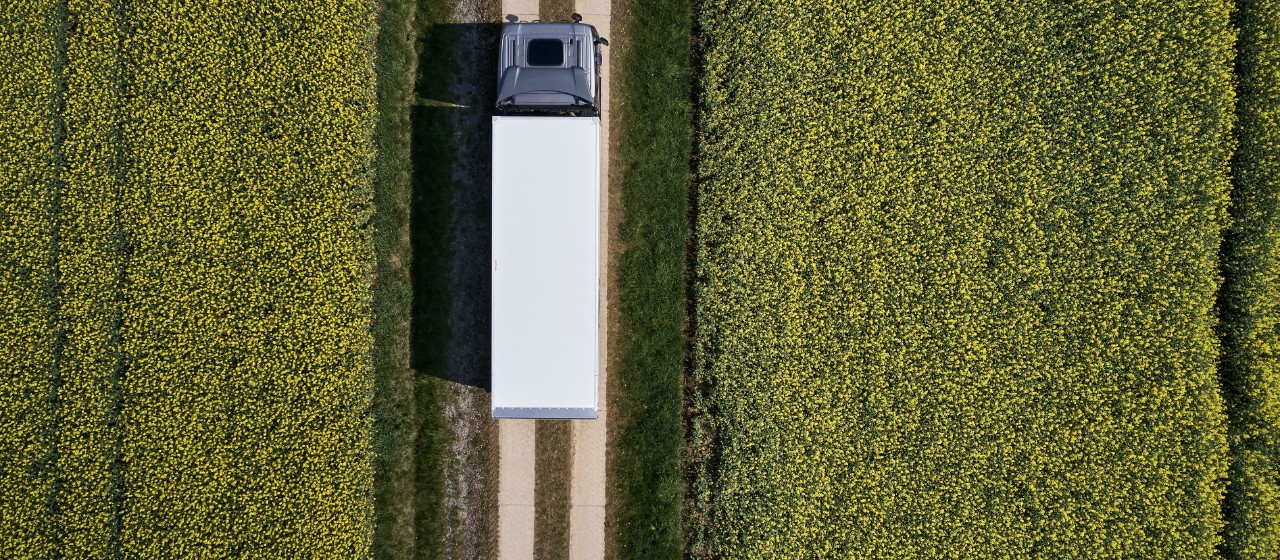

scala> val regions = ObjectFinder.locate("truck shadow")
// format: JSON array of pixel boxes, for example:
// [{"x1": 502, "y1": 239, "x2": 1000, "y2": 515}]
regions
[{"x1": 410, "y1": 22, "x2": 501, "y2": 392}]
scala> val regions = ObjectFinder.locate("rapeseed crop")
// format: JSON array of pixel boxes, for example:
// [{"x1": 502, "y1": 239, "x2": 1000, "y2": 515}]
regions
[
  {"x1": 1221, "y1": 0, "x2": 1280, "y2": 556},
  {"x1": 692, "y1": 0, "x2": 1235, "y2": 557},
  {"x1": 57, "y1": 1, "x2": 126, "y2": 555},
  {"x1": 0, "y1": 0, "x2": 378, "y2": 556},
  {"x1": 0, "y1": 2, "x2": 59, "y2": 557},
  {"x1": 115, "y1": 0, "x2": 377, "y2": 555}
]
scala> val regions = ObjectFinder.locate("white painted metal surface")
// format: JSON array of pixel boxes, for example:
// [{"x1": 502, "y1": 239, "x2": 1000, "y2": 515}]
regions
[{"x1": 492, "y1": 116, "x2": 600, "y2": 419}]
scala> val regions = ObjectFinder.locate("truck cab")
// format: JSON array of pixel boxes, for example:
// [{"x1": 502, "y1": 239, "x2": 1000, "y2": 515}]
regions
[{"x1": 496, "y1": 16, "x2": 608, "y2": 116}]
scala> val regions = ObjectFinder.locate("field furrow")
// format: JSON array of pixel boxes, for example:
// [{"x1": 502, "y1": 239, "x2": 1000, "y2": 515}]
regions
[{"x1": 56, "y1": 0, "x2": 128, "y2": 555}]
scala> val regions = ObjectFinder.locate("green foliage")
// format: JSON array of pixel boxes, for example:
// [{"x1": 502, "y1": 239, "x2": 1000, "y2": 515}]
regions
[
  {"x1": 0, "y1": 2, "x2": 59, "y2": 557},
  {"x1": 369, "y1": 0, "x2": 424, "y2": 557},
  {"x1": 611, "y1": 0, "x2": 694, "y2": 557},
  {"x1": 1221, "y1": 0, "x2": 1280, "y2": 556},
  {"x1": 692, "y1": 0, "x2": 1235, "y2": 557}
]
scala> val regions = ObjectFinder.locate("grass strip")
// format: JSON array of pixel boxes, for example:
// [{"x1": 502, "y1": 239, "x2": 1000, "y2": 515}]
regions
[
  {"x1": 395, "y1": 0, "x2": 501, "y2": 556},
  {"x1": 402, "y1": 2, "x2": 466, "y2": 558},
  {"x1": 607, "y1": 0, "x2": 693, "y2": 557},
  {"x1": 1220, "y1": 0, "x2": 1280, "y2": 556},
  {"x1": 535, "y1": 421, "x2": 572, "y2": 560},
  {"x1": 540, "y1": 0, "x2": 574, "y2": 22},
  {"x1": 370, "y1": 0, "x2": 430, "y2": 557},
  {"x1": 403, "y1": 3, "x2": 456, "y2": 557}
]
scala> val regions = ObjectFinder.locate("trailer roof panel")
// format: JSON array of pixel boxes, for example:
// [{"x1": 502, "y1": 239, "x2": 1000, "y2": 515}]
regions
[{"x1": 491, "y1": 116, "x2": 600, "y2": 418}]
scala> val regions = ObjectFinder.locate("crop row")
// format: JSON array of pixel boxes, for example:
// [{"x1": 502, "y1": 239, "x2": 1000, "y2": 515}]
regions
[
  {"x1": 58, "y1": 0, "x2": 126, "y2": 554},
  {"x1": 1221, "y1": 0, "x2": 1280, "y2": 556},
  {"x1": 692, "y1": 1, "x2": 1235, "y2": 557},
  {"x1": 0, "y1": 0, "x2": 379, "y2": 556},
  {"x1": 0, "y1": 1, "x2": 59, "y2": 557}
]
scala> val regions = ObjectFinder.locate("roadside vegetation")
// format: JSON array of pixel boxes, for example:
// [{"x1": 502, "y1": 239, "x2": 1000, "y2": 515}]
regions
[
  {"x1": 535, "y1": 421, "x2": 572, "y2": 560},
  {"x1": 607, "y1": 0, "x2": 693, "y2": 557},
  {"x1": 691, "y1": 1, "x2": 1235, "y2": 557},
  {"x1": 370, "y1": 0, "x2": 437, "y2": 557},
  {"x1": 540, "y1": 0, "x2": 574, "y2": 23},
  {"x1": 373, "y1": 0, "x2": 501, "y2": 557},
  {"x1": 1221, "y1": 0, "x2": 1280, "y2": 556}
]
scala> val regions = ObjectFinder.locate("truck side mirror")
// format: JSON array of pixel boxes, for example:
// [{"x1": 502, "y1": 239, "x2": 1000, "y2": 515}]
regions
[
  {"x1": 595, "y1": 37, "x2": 609, "y2": 46},
  {"x1": 571, "y1": 12, "x2": 582, "y2": 23}
]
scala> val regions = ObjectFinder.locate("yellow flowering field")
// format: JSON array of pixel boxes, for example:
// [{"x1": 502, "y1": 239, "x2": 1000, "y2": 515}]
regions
[
  {"x1": 1221, "y1": 0, "x2": 1280, "y2": 556},
  {"x1": 1, "y1": 0, "x2": 378, "y2": 556},
  {"x1": 691, "y1": 0, "x2": 1235, "y2": 557},
  {"x1": 116, "y1": 0, "x2": 378, "y2": 555},
  {"x1": 58, "y1": 1, "x2": 127, "y2": 554},
  {"x1": 0, "y1": 1, "x2": 58, "y2": 557}
]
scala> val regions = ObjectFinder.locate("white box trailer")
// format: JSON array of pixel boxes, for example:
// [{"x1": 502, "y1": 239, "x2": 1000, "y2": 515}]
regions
[{"x1": 491, "y1": 116, "x2": 600, "y2": 419}]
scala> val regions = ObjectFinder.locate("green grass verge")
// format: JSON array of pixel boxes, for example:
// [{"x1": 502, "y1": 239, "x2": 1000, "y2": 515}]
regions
[
  {"x1": 1220, "y1": 0, "x2": 1280, "y2": 556},
  {"x1": 404, "y1": 1, "x2": 452, "y2": 555},
  {"x1": 692, "y1": 1, "x2": 1234, "y2": 557},
  {"x1": 371, "y1": 0, "x2": 442, "y2": 558},
  {"x1": 374, "y1": 0, "x2": 502, "y2": 556},
  {"x1": 608, "y1": 0, "x2": 693, "y2": 557},
  {"x1": 411, "y1": 1, "x2": 502, "y2": 557}
]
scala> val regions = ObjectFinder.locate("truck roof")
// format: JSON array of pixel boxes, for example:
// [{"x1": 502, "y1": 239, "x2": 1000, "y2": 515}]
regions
[
  {"x1": 496, "y1": 22, "x2": 602, "y2": 114},
  {"x1": 491, "y1": 116, "x2": 600, "y2": 419}
]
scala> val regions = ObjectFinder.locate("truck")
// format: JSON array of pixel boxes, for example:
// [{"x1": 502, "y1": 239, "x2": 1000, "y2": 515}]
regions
[{"x1": 490, "y1": 15, "x2": 608, "y2": 419}]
